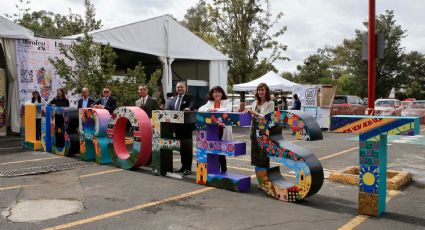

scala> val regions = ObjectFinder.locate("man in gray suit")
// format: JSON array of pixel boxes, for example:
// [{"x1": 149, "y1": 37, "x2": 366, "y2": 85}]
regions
[{"x1": 135, "y1": 84, "x2": 159, "y2": 118}]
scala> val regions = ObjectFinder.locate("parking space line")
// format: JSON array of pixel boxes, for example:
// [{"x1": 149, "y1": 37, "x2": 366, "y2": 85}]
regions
[
  {"x1": 337, "y1": 190, "x2": 399, "y2": 229},
  {"x1": 0, "y1": 147, "x2": 25, "y2": 150},
  {"x1": 0, "y1": 138, "x2": 23, "y2": 141},
  {"x1": 0, "y1": 156, "x2": 63, "y2": 165},
  {"x1": 79, "y1": 169, "x2": 124, "y2": 178},
  {"x1": 0, "y1": 185, "x2": 26, "y2": 191},
  {"x1": 43, "y1": 187, "x2": 215, "y2": 230},
  {"x1": 319, "y1": 147, "x2": 358, "y2": 161}
]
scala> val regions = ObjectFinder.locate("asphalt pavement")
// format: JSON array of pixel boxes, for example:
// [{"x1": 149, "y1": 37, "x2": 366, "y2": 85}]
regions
[{"x1": 0, "y1": 127, "x2": 424, "y2": 230}]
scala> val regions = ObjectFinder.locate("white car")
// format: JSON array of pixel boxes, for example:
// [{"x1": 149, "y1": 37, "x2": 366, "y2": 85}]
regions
[
  {"x1": 374, "y1": 99, "x2": 402, "y2": 116},
  {"x1": 231, "y1": 97, "x2": 255, "y2": 112}
]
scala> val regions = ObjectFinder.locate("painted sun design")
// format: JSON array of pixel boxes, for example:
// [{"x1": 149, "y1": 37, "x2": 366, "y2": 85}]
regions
[{"x1": 359, "y1": 165, "x2": 379, "y2": 193}]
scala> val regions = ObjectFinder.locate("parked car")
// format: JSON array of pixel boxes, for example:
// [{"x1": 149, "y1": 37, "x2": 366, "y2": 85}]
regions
[
  {"x1": 374, "y1": 99, "x2": 402, "y2": 116},
  {"x1": 231, "y1": 97, "x2": 255, "y2": 112},
  {"x1": 331, "y1": 95, "x2": 367, "y2": 115},
  {"x1": 401, "y1": 100, "x2": 425, "y2": 124}
]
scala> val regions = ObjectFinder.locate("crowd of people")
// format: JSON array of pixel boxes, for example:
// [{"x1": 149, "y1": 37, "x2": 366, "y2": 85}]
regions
[{"x1": 25, "y1": 82, "x2": 301, "y2": 176}]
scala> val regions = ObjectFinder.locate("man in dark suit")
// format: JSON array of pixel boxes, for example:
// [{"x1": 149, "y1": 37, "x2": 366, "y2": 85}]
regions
[
  {"x1": 135, "y1": 84, "x2": 159, "y2": 118},
  {"x1": 78, "y1": 87, "x2": 96, "y2": 109},
  {"x1": 166, "y1": 81, "x2": 195, "y2": 175},
  {"x1": 93, "y1": 87, "x2": 117, "y2": 114}
]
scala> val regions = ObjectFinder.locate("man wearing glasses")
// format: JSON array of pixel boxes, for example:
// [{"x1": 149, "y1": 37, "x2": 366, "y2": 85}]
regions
[{"x1": 93, "y1": 87, "x2": 117, "y2": 114}]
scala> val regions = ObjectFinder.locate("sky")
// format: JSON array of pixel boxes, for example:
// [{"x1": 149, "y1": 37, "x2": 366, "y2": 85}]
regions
[{"x1": 1, "y1": 0, "x2": 424, "y2": 73}]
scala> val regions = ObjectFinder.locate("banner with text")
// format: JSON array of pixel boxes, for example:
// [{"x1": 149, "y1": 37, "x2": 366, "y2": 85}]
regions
[{"x1": 16, "y1": 38, "x2": 78, "y2": 108}]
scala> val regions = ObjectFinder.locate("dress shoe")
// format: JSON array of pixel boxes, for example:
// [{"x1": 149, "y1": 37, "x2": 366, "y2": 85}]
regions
[
  {"x1": 182, "y1": 170, "x2": 191, "y2": 175},
  {"x1": 175, "y1": 168, "x2": 185, "y2": 173}
]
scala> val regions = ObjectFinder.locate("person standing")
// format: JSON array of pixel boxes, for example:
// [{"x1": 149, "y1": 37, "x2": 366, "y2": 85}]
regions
[
  {"x1": 25, "y1": 91, "x2": 46, "y2": 140},
  {"x1": 198, "y1": 86, "x2": 231, "y2": 173},
  {"x1": 163, "y1": 92, "x2": 175, "y2": 110},
  {"x1": 281, "y1": 95, "x2": 288, "y2": 110},
  {"x1": 291, "y1": 94, "x2": 301, "y2": 110},
  {"x1": 166, "y1": 81, "x2": 195, "y2": 175},
  {"x1": 93, "y1": 87, "x2": 117, "y2": 114},
  {"x1": 48, "y1": 88, "x2": 70, "y2": 107},
  {"x1": 246, "y1": 83, "x2": 275, "y2": 168},
  {"x1": 78, "y1": 87, "x2": 95, "y2": 109},
  {"x1": 135, "y1": 84, "x2": 159, "y2": 118},
  {"x1": 273, "y1": 93, "x2": 281, "y2": 111}
]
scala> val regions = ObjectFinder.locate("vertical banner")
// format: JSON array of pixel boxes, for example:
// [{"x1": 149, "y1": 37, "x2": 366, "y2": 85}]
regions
[
  {"x1": 0, "y1": 68, "x2": 6, "y2": 136},
  {"x1": 15, "y1": 38, "x2": 77, "y2": 108},
  {"x1": 292, "y1": 85, "x2": 318, "y2": 109}
]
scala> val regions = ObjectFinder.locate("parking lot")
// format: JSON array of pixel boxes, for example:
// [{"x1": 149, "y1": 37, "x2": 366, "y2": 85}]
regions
[{"x1": 1, "y1": 126, "x2": 425, "y2": 230}]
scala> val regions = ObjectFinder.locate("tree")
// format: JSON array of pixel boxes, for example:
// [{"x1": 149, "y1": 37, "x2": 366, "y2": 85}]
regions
[
  {"x1": 403, "y1": 51, "x2": 425, "y2": 98},
  {"x1": 251, "y1": 59, "x2": 278, "y2": 78},
  {"x1": 345, "y1": 10, "x2": 407, "y2": 98},
  {"x1": 405, "y1": 81, "x2": 423, "y2": 99},
  {"x1": 181, "y1": 0, "x2": 218, "y2": 47},
  {"x1": 111, "y1": 63, "x2": 162, "y2": 107},
  {"x1": 49, "y1": 0, "x2": 117, "y2": 99},
  {"x1": 5, "y1": 0, "x2": 101, "y2": 38},
  {"x1": 208, "y1": 0, "x2": 288, "y2": 88},
  {"x1": 296, "y1": 50, "x2": 332, "y2": 84},
  {"x1": 296, "y1": 10, "x2": 408, "y2": 98}
]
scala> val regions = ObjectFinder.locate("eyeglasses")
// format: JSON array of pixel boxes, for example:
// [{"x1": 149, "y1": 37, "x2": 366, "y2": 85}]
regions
[{"x1": 103, "y1": 91, "x2": 110, "y2": 93}]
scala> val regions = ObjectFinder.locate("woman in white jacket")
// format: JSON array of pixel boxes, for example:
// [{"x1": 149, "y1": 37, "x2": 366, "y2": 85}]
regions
[
  {"x1": 198, "y1": 86, "x2": 232, "y2": 173},
  {"x1": 246, "y1": 83, "x2": 274, "y2": 168}
]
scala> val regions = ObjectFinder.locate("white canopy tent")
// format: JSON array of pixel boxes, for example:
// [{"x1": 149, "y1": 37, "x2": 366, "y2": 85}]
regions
[
  {"x1": 232, "y1": 71, "x2": 299, "y2": 92},
  {"x1": 66, "y1": 15, "x2": 229, "y2": 95},
  {"x1": 0, "y1": 16, "x2": 34, "y2": 133}
]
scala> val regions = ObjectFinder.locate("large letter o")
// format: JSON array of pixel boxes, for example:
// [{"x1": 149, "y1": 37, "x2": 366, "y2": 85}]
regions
[{"x1": 107, "y1": 107, "x2": 152, "y2": 169}]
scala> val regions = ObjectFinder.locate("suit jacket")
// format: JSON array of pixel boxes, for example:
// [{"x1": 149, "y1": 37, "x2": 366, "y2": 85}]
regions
[
  {"x1": 78, "y1": 97, "x2": 96, "y2": 109},
  {"x1": 165, "y1": 94, "x2": 194, "y2": 111},
  {"x1": 95, "y1": 96, "x2": 117, "y2": 114},
  {"x1": 135, "y1": 96, "x2": 159, "y2": 118}
]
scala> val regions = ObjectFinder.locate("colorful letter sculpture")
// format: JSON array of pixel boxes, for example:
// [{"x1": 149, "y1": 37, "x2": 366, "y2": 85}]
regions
[
  {"x1": 23, "y1": 104, "x2": 43, "y2": 150},
  {"x1": 79, "y1": 108, "x2": 112, "y2": 164},
  {"x1": 255, "y1": 110, "x2": 324, "y2": 202},
  {"x1": 151, "y1": 110, "x2": 196, "y2": 176},
  {"x1": 107, "y1": 107, "x2": 152, "y2": 169},
  {"x1": 196, "y1": 112, "x2": 251, "y2": 192},
  {"x1": 331, "y1": 115, "x2": 420, "y2": 216},
  {"x1": 42, "y1": 106, "x2": 80, "y2": 156}
]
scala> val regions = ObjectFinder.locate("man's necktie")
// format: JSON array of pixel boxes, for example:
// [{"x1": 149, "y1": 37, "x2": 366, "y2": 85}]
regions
[
  {"x1": 141, "y1": 98, "x2": 145, "y2": 106},
  {"x1": 175, "y1": 96, "x2": 182, "y2": 110}
]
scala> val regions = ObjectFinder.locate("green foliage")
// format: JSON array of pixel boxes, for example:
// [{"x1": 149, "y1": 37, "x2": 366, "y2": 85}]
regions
[
  {"x1": 251, "y1": 59, "x2": 278, "y2": 78},
  {"x1": 405, "y1": 81, "x2": 423, "y2": 99},
  {"x1": 111, "y1": 62, "x2": 162, "y2": 107},
  {"x1": 49, "y1": 0, "x2": 116, "y2": 99},
  {"x1": 403, "y1": 51, "x2": 425, "y2": 97},
  {"x1": 209, "y1": 0, "x2": 288, "y2": 85},
  {"x1": 296, "y1": 50, "x2": 332, "y2": 84},
  {"x1": 5, "y1": 0, "x2": 101, "y2": 38},
  {"x1": 296, "y1": 10, "x2": 416, "y2": 99},
  {"x1": 181, "y1": 0, "x2": 219, "y2": 47},
  {"x1": 281, "y1": 71, "x2": 296, "y2": 83},
  {"x1": 336, "y1": 74, "x2": 357, "y2": 95},
  {"x1": 183, "y1": 0, "x2": 287, "y2": 88}
]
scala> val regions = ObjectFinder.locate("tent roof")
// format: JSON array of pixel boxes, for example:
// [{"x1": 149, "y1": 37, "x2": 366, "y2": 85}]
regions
[
  {"x1": 65, "y1": 14, "x2": 229, "y2": 61},
  {"x1": 0, "y1": 16, "x2": 34, "y2": 39},
  {"x1": 232, "y1": 71, "x2": 299, "y2": 91}
]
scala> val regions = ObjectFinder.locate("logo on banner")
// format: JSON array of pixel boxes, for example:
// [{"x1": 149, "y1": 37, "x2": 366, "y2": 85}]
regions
[
  {"x1": 304, "y1": 88, "x2": 317, "y2": 106},
  {"x1": 17, "y1": 39, "x2": 47, "y2": 51}
]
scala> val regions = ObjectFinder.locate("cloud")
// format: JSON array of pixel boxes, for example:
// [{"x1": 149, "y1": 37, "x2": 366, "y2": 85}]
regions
[{"x1": 1, "y1": 0, "x2": 424, "y2": 73}]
